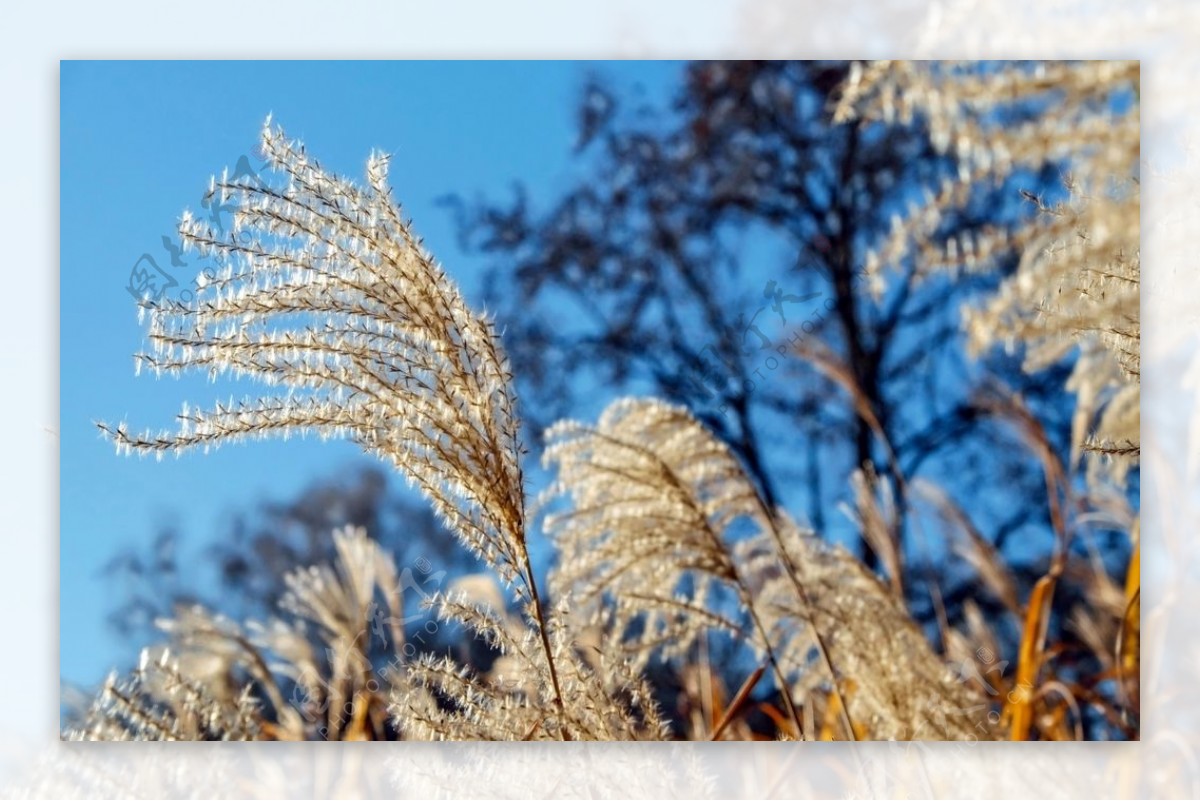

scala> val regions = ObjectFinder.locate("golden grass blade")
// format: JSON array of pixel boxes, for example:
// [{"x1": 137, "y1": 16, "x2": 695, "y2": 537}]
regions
[
  {"x1": 710, "y1": 662, "x2": 767, "y2": 742},
  {"x1": 1008, "y1": 574, "x2": 1056, "y2": 740}
]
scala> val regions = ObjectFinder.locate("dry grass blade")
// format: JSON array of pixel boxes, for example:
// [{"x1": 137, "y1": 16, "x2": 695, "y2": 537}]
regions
[
  {"x1": 709, "y1": 662, "x2": 767, "y2": 741},
  {"x1": 979, "y1": 385, "x2": 1076, "y2": 741},
  {"x1": 1007, "y1": 574, "x2": 1056, "y2": 740},
  {"x1": 1116, "y1": 540, "x2": 1140, "y2": 724},
  {"x1": 914, "y1": 478, "x2": 1021, "y2": 616}
]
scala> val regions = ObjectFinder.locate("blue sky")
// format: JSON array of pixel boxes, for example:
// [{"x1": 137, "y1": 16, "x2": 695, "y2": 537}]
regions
[{"x1": 60, "y1": 60, "x2": 684, "y2": 687}]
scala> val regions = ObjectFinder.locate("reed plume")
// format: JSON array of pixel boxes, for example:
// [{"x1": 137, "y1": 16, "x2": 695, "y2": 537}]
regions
[{"x1": 543, "y1": 397, "x2": 991, "y2": 739}]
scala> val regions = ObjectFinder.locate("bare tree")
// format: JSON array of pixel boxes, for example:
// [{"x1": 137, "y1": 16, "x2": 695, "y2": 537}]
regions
[{"x1": 456, "y1": 61, "x2": 1070, "y2": 579}]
